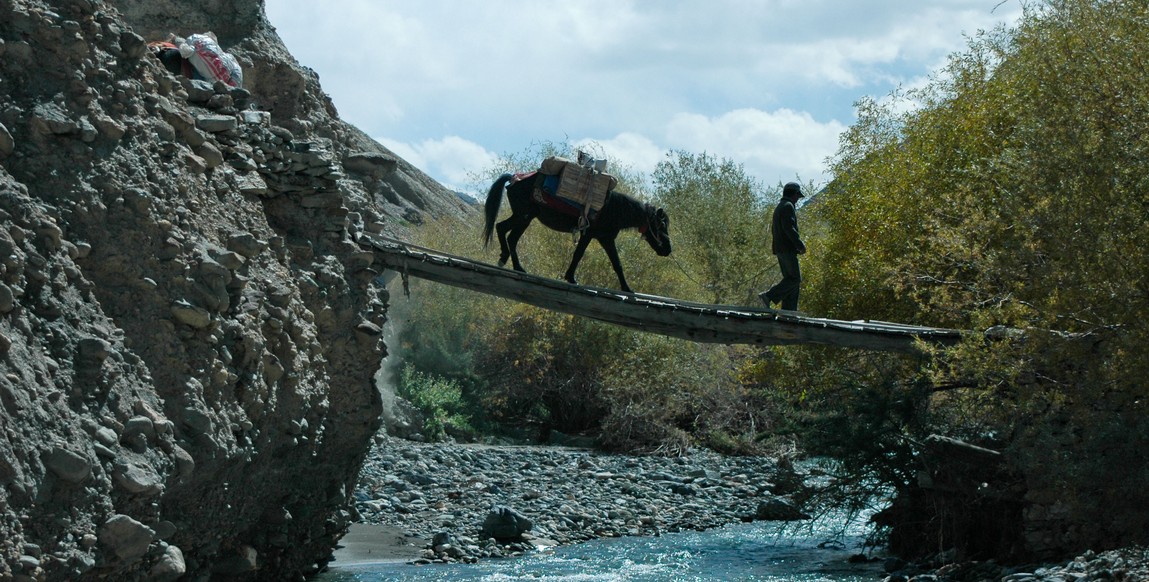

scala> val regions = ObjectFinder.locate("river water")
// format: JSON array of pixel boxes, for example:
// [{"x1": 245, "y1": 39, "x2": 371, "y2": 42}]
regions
[{"x1": 316, "y1": 513, "x2": 886, "y2": 581}]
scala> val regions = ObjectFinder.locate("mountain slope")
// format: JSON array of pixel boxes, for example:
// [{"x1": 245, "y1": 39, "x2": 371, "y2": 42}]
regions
[{"x1": 0, "y1": 0, "x2": 465, "y2": 579}]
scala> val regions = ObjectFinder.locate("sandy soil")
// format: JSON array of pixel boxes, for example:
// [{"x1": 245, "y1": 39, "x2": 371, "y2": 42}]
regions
[{"x1": 326, "y1": 523, "x2": 427, "y2": 566}]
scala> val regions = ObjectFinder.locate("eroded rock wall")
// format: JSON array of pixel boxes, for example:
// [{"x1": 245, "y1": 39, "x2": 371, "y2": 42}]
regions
[{"x1": 0, "y1": 0, "x2": 466, "y2": 579}]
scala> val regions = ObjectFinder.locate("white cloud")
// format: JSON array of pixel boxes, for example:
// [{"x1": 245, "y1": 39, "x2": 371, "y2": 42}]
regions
[
  {"x1": 266, "y1": 0, "x2": 1023, "y2": 191},
  {"x1": 574, "y1": 133, "x2": 665, "y2": 176},
  {"x1": 377, "y1": 136, "x2": 498, "y2": 193},
  {"x1": 665, "y1": 109, "x2": 846, "y2": 186}
]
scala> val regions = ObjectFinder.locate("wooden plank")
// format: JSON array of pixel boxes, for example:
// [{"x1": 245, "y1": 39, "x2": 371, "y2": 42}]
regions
[{"x1": 359, "y1": 234, "x2": 965, "y2": 353}]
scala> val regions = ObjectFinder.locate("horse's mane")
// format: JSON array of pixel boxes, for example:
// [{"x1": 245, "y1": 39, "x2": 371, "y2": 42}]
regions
[{"x1": 602, "y1": 189, "x2": 655, "y2": 229}]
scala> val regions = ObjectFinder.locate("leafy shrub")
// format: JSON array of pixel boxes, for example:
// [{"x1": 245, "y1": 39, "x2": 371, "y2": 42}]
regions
[{"x1": 396, "y1": 365, "x2": 476, "y2": 442}]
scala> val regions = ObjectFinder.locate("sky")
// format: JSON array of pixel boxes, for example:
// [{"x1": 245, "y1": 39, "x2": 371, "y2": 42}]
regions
[{"x1": 263, "y1": 1, "x2": 1024, "y2": 196}]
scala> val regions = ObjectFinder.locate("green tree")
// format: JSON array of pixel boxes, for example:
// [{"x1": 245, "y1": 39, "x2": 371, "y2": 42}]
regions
[
  {"x1": 651, "y1": 150, "x2": 773, "y2": 305},
  {"x1": 794, "y1": 0, "x2": 1149, "y2": 557}
]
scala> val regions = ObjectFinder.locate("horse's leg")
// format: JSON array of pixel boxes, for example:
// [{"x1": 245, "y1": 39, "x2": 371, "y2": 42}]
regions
[
  {"x1": 563, "y1": 232, "x2": 596, "y2": 287},
  {"x1": 597, "y1": 236, "x2": 632, "y2": 293},
  {"x1": 495, "y1": 217, "x2": 515, "y2": 267},
  {"x1": 504, "y1": 217, "x2": 532, "y2": 272}
]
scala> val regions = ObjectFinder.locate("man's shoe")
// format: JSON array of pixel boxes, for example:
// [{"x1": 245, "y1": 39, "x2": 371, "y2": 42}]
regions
[{"x1": 758, "y1": 292, "x2": 772, "y2": 307}]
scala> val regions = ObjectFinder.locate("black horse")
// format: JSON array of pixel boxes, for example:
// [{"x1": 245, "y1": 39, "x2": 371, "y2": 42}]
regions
[{"x1": 483, "y1": 172, "x2": 671, "y2": 293}]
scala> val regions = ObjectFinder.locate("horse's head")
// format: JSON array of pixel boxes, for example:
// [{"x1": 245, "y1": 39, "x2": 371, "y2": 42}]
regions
[{"x1": 643, "y1": 206, "x2": 672, "y2": 257}]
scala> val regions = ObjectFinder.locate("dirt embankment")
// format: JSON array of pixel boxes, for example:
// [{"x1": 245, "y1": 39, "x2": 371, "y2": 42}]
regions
[{"x1": 0, "y1": 0, "x2": 469, "y2": 579}]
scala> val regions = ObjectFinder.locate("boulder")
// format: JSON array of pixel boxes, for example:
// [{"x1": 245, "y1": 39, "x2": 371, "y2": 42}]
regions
[{"x1": 481, "y1": 505, "x2": 533, "y2": 540}]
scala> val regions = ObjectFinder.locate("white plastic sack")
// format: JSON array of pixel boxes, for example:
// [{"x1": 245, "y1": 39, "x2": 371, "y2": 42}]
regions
[{"x1": 179, "y1": 33, "x2": 243, "y2": 87}]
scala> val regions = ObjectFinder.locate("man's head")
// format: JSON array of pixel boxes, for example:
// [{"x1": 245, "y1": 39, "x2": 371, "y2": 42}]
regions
[{"x1": 783, "y1": 182, "x2": 804, "y2": 201}]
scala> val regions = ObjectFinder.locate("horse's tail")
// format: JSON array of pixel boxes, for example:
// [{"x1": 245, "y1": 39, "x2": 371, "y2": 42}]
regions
[{"x1": 483, "y1": 173, "x2": 513, "y2": 247}]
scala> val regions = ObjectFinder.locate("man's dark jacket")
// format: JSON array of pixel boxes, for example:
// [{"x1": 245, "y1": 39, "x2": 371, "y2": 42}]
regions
[{"x1": 771, "y1": 198, "x2": 806, "y2": 255}]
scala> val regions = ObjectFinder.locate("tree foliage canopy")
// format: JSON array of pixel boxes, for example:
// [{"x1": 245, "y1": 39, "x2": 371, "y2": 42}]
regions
[{"x1": 802, "y1": 0, "x2": 1149, "y2": 553}]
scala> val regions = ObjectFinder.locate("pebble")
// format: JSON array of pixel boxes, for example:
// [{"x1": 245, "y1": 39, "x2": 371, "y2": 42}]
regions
[
  {"x1": 887, "y1": 546, "x2": 1149, "y2": 582},
  {"x1": 355, "y1": 437, "x2": 1149, "y2": 580},
  {"x1": 353, "y1": 435, "x2": 806, "y2": 564}
]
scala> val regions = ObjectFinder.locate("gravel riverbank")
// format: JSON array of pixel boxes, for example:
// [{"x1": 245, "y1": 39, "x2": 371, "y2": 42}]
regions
[
  {"x1": 337, "y1": 435, "x2": 1149, "y2": 582},
  {"x1": 348, "y1": 435, "x2": 810, "y2": 565}
]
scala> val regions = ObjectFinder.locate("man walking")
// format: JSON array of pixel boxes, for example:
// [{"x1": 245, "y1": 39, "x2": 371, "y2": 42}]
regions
[{"x1": 759, "y1": 182, "x2": 807, "y2": 312}]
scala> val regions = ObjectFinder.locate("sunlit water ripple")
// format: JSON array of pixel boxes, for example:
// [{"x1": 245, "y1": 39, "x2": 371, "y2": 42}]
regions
[{"x1": 316, "y1": 514, "x2": 885, "y2": 582}]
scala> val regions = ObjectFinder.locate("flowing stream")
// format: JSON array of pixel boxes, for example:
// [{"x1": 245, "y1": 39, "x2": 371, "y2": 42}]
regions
[{"x1": 315, "y1": 512, "x2": 885, "y2": 581}]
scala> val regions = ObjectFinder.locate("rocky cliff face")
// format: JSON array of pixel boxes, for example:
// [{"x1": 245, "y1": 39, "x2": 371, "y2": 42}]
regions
[{"x1": 0, "y1": 0, "x2": 469, "y2": 579}]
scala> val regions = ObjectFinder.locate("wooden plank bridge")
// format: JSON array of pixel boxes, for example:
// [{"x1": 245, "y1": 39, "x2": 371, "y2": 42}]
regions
[{"x1": 358, "y1": 233, "x2": 966, "y2": 354}]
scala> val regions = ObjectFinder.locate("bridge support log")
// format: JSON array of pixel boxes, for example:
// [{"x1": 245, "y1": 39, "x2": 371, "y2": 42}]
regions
[{"x1": 359, "y1": 234, "x2": 965, "y2": 353}]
